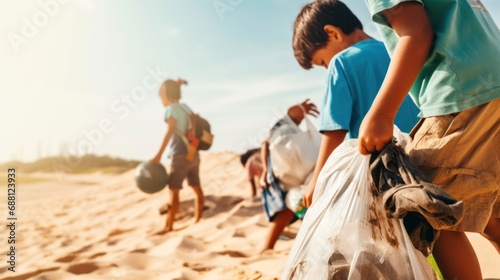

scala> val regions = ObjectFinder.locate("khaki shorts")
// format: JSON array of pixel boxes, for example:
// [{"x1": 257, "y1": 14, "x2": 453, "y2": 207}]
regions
[
  {"x1": 168, "y1": 153, "x2": 201, "y2": 189},
  {"x1": 406, "y1": 98, "x2": 500, "y2": 232}
]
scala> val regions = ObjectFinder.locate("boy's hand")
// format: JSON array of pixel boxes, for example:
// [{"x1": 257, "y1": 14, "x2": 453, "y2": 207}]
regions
[
  {"x1": 150, "y1": 155, "x2": 162, "y2": 164},
  {"x1": 259, "y1": 171, "x2": 268, "y2": 189},
  {"x1": 288, "y1": 99, "x2": 319, "y2": 125},
  {"x1": 358, "y1": 110, "x2": 394, "y2": 155},
  {"x1": 302, "y1": 180, "x2": 316, "y2": 208},
  {"x1": 300, "y1": 99, "x2": 319, "y2": 118}
]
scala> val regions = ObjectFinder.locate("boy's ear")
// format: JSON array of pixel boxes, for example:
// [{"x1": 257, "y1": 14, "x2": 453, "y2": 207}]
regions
[{"x1": 324, "y1": 25, "x2": 344, "y2": 43}]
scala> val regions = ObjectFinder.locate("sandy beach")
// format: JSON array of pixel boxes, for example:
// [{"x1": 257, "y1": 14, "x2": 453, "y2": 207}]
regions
[{"x1": 1, "y1": 152, "x2": 498, "y2": 280}]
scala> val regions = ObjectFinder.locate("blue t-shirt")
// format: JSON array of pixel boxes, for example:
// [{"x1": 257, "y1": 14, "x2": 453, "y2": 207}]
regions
[
  {"x1": 319, "y1": 39, "x2": 420, "y2": 138},
  {"x1": 164, "y1": 103, "x2": 191, "y2": 157},
  {"x1": 365, "y1": 0, "x2": 500, "y2": 117}
]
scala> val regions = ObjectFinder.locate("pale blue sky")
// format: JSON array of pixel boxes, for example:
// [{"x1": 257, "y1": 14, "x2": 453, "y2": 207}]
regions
[{"x1": 1, "y1": 0, "x2": 499, "y2": 163}]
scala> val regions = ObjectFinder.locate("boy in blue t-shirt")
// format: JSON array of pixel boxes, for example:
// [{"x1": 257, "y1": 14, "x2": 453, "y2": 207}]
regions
[
  {"x1": 359, "y1": 0, "x2": 500, "y2": 278},
  {"x1": 292, "y1": 0, "x2": 419, "y2": 208}
]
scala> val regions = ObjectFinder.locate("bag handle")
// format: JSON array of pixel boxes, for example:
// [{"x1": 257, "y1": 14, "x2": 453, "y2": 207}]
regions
[{"x1": 304, "y1": 117, "x2": 316, "y2": 132}]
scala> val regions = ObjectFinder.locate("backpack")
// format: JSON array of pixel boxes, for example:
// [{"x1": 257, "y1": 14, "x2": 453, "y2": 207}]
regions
[
  {"x1": 176, "y1": 104, "x2": 214, "y2": 151},
  {"x1": 187, "y1": 113, "x2": 213, "y2": 151}
]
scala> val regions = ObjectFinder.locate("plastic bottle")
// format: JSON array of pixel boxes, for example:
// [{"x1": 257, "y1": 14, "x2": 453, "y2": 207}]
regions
[{"x1": 296, "y1": 198, "x2": 307, "y2": 219}]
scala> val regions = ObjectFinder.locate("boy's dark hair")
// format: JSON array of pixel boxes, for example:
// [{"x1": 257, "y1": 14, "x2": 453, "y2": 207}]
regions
[
  {"x1": 293, "y1": 0, "x2": 363, "y2": 69},
  {"x1": 240, "y1": 148, "x2": 260, "y2": 166}
]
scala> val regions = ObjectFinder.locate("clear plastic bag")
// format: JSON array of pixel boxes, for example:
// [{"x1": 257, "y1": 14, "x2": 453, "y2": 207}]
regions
[
  {"x1": 282, "y1": 139, "x2": 437, "y2": 280},
  {"x1": 269, "y1": 116, "x2": 321, "y2": 191}
]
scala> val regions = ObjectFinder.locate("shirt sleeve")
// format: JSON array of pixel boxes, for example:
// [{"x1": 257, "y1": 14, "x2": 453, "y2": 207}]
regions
[
  {"x1": 164, "y1": 106, "x2": 185, "y2": 135},
  {"x1": 319, "y1": 59, "x2": 352, "y2": 133},
  {"x1": 365, "y1": 0, "x2": 423, "y2": 26},
  {"x1": 164, "y1": 106, "x2": 175, "y2": 119},
  {"x1": 164, "y1": 105, "x2": 184, "y2": 121}
]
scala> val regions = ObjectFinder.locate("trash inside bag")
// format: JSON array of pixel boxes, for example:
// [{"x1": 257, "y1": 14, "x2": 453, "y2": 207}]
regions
[
  {"x1": 282, "y1": 139, "x2": 438, "y2": 280},
  {"x1": 369, "y1": 141, "x2": 464, "y2": 256}
]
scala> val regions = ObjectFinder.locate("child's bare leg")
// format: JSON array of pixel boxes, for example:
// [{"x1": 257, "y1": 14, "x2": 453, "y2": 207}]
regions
[
  {"x1": 156, "y1": 188, "x2": 180, "y2": 235},
  {"x1": 432, "y1": 230, "x2": 482, "y2": 280},
  {"x1": 190, "y1": 185, "x2": 204, "y2": 223},
  {"x1": 482, "y1": 217, "x2": 500, "y2": 253},
  {"x1": 260, "y1": 209, "x2": 295, "y2": 253},
  {"x1": 250, "y1": 179, "x2": 257, "y2": 197}
]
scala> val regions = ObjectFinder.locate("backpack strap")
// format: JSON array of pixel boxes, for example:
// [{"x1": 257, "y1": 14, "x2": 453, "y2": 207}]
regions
[
  {"x1": 176, "y1": 104, "x2": 201, "y2": 149},
  {"x1": 173, "y1": 103, "x2": 196, "y2": 161}
]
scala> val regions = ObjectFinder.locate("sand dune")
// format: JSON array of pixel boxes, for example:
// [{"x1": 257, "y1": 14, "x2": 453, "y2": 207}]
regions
[{"x1": 0, "y1": 152, "x2": 498, "y2": 280}]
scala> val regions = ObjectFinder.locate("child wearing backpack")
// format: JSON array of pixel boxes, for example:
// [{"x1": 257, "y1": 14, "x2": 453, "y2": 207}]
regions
[{"x1": 151, "y1": 78, "x2": 204, "y2": 235}]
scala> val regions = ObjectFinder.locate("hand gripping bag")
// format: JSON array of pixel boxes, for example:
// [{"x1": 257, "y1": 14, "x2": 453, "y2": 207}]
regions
[{"x1": 282, "y1": 139, "x2": 438, "y2": 280}]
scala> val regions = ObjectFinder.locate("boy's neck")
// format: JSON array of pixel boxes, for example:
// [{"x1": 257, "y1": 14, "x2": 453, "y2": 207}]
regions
[{"x1": 345, "y1": 29, "x2": 372, "y2": 46}]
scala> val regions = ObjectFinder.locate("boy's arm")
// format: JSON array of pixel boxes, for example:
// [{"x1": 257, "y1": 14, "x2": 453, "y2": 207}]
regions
[
  {"x1": 303, "y1": 130, "x2": 346, "y2": 207},
  {"x1": 249, "y1": 178, "x2": 258, "y2": 196},
  {"x1": 358, "y1": 2, "x2": 433, "y2": 155},
  {"x1": 151, "y1": 117, "x2": 176, "y2": 164},
  {"x1": 259, "y1": 141, "x2": 270, "y2": 188},
  {"x1": 246, "y1": 161, "x2": 256, "y2": 184},
  {"x1": 287, "y1": 99, "x2": 319, "y2": 125}
]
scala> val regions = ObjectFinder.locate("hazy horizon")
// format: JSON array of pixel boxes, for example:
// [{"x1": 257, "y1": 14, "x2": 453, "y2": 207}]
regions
[{"x1": 2, "y1": 0, "x2": 500, "y2": 165}]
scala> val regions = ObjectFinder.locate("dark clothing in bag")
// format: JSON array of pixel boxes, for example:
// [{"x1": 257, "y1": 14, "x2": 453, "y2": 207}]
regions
[{"x1": 369, "y1": 141, "x2": 464, "y2": 256}]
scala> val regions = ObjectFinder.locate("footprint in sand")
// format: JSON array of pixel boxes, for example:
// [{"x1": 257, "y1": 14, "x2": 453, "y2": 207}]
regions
[
  {"x1": 214, "y1": 250, "x2": 248, "y2": 258},
  {"x1": 74, "y1": 244, "x2": 93, "y2": 253},
  {"x1": 54, "y1": 212, "x2": 68, "y2": 217},
  {"x1": 216, "y1": 205, "x2": 261, "y2": 230},
  {"x1": 89, "y1": 252, "x2": 107, "y2": 259},
  {"x1": 107, "y1": 228, "x2": 134, "y2": 237},
  {"x1": 130, "y1": 248, "x2": 148, "y2": 253},
  {"x1": 55, "y1": 254, "x2": 77, "y2": 263},
  {"x1": 61, "y1": 239, "x2": 72, "y2": 247},
  {"x1": 107, "y1": 239, "x2": 119, "y2": 246},
  {"x1": 182, "y1": 262, "x2": 214, "y2": 273},
  {"x1": 241, "y1": 250, "x2": 280, "y2": 265},
  {"x1": 177, "y1": 236, "x2": 206, "y2": 252},
  {"x1": 233, "y1": 229, "x2": 246, "y2": 238},
  {"x1": 66, "y1": 262, "x2": 100, "y2": 274}
]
